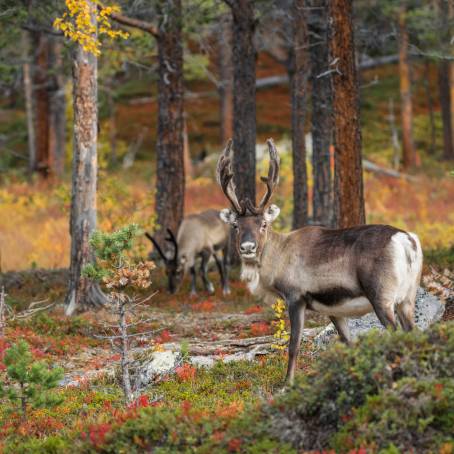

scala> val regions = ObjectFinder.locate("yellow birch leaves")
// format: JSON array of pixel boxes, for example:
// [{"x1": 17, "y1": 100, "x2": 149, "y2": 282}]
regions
[
  {"x1": 271, "y1": 298, "x2": 290, "y2": 350},
  {"x1": 53, "y1": 0, "x2": 129, "y2": 56}
]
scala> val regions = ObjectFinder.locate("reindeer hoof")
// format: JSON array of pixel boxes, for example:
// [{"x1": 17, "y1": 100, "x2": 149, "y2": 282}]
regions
[
  {"x1": 207, "y1": 283, "x2": 215, "y2": 294},
  {"x1": 223, "y1": 287, "x2": 231, "y2": 296}
]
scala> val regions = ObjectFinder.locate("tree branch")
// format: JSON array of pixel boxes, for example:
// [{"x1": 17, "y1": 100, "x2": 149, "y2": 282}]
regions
[{"x1": 102, "y1": 6, "x2": 159, "y2": 37}]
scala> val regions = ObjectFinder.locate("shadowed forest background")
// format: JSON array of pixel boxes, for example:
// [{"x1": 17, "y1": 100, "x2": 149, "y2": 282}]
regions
[{"x1": 0, "y1": 0, "x2": 453, "y2": 452}]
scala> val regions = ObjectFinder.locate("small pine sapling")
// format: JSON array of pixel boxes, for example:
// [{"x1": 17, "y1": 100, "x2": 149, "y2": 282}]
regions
[
  {"x1": 83, "y1": 224, "x2": 157, "y2": 404},
  {"x1": 0, "y1": 340, "x2": 63, "y2": 420}
]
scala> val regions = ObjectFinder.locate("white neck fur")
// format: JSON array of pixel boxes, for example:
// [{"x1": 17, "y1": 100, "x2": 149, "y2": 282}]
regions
[{"x1": 240, "y1": 262, "x2": 260, "y2": 294}]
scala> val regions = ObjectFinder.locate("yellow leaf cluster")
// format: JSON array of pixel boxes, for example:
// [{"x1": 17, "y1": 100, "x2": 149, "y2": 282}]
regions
[
  {"x1": 53, "y1": 0, "x2": 129, "y2": 56},
  {"x1": 271, "y1": 298, "x2": 290, "y2": 351}
]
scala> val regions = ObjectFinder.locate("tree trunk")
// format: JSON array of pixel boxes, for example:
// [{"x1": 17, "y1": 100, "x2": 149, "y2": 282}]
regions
[
  {"x1": 65, "y1": 3, "x2": 106, "y2": 316},
  {"x1": 218, "y1": 14, "x2": 234, "y2": 144},
  {"x1": 309, "y1": 0, "x2": 334, "y2": 226},
  {"x1": 33, "y1": 32, "x2": 52, "y2": 177},
  {"x1": 423, "y1": 60, "x2": 436, "y2": 155},
  {"x1": 48, "y1": 36, "x2": 66, "y2": 177},
  {"x1": 183, "y1": 115, "x2": 193, "y2": 179},
  {"x1": 398, "y1": 6, "x2": 416, "y2": 169},
  {"x1": 155, "y1": 0, "x2": 185, "y2": 246},
  {"x1": 438, "y1": 59, "x2": 453, "y2": 159},
  {"x1": 436, "y1": 0, "x2": 452, "y2": 158},
  {"x1": 448, "y1": 0, "x2": 454, "y2": 156},
  {"x1": 230, "y1": 0, "x2": 256, "y2": 204},
  {"x1": 107, "y1": 86, "x2": 117, "y2": 167},
  {"x1": 388, "y1": 98, "x2": 400, "y2": 170},
  {"x1": 22, "y1": 31, "x2": 36, "y2": 174},
  {"x1": 290, "y1": 0, "x2": 309, "y2": 230},
  {"x1": 329, "y1": 0, "x2": 365, "y2": 228}
]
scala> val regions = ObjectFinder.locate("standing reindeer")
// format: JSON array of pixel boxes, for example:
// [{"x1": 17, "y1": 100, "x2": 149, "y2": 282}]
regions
[
  {"x1": 146, "y1": 210, "x2": 231, "y2": 296},
  {"x1": 217, "y1": 139, "x2": 423, "y2": 384}
]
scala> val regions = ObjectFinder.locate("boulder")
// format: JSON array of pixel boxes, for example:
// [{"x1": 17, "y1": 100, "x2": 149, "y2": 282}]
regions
[
  {"x1": 134, "y1": 350, "x2": 181, "y2": 390},
  {"x1": 314, "y1": 287, "x2": 445, "y2": 347}
]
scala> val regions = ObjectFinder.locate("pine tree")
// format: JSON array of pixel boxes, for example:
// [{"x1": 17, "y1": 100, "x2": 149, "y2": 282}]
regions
[{"x1": 0, "y1": 340, "x2": 63, "y2": 420}]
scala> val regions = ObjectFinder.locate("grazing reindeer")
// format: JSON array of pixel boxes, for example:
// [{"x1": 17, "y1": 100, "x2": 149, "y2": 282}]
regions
[
  {"x1": 146, "y1": 210, "x2": 231, "y2": 296},
  {"x1": 217, "y1": 139, "x2": 423, "y2": 384}
]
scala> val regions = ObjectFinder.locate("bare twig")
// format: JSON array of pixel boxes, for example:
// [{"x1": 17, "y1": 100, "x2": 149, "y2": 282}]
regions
[{"x1": 0, "y1": 287, "x2": 6, "y2": 338}]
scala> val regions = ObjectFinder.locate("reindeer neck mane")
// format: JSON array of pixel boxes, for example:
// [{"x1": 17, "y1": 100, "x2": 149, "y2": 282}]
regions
[{"x1": 240, "y1": 229, "x2": 284, "y2": 295}]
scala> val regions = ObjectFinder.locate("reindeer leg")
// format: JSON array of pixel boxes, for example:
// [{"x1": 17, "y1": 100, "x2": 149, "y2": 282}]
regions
[
  {"x1": 371, "y1": 299, "x2": 398, "y2": 330},
  {"x1": 285, "y1": 300, "x2": 306, "y2": 386},
  {"x1": 190, "y1": 266, "x2": 197, "y2": 296},
  {"x1": 214, "y1": 251, "x2": 230, "y2": 295},
  {"x1": 396, "y1": 298, "x2": 416, "y2": 331},
  {"x1": 200, "y1": 251, "x2": 215, "y2": 294},
  {"x1": 329, "y1": 316, "x2": 352, "y2": 345}
]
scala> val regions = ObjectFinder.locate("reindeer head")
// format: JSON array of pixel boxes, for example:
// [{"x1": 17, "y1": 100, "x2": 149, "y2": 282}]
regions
[
  {"x1": 217, "y1": 139, "x2": 280, "y2": 264},
  {"x1": 145, "y1": 229, "x2": 184, "y2": 294}
]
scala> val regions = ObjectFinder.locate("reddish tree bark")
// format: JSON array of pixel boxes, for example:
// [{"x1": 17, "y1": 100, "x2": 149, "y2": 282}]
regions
[
  {"x1": 439, "y1": 59, "x2": 453, "y2": 160},
  {"x1": 448, "y1": 0, "x2": 454, "y2": 156},
  {"x1": 329, "y1": 0, "x2": 365, "y2": 228},
  {"x1": 438, "y1": 0, "x2": 454, "y2": 160}
]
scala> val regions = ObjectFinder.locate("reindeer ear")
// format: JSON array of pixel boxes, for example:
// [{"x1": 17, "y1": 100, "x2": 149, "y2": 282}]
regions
[
  {"x1": 264, "y1": 204, "x2": 280, "y2": 223},
  {"x1": 220, "y1": 208, "x2": 237, "y2": 225}
]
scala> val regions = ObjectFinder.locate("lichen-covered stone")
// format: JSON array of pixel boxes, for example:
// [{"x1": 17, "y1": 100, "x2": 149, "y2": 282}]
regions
[{"x1": 314, "y1": 287, "x2": 444, "y2": 346}]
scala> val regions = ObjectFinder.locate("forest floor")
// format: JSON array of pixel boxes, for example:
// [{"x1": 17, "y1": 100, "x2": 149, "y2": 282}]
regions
[{"x1": 0, "y1": 262, "x2": 453, "y2": 452}]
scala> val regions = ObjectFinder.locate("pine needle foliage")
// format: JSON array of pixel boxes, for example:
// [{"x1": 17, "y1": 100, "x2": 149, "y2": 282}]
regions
[{"x1": 0, "y1": 340, "x2": 63, "y2": 419}]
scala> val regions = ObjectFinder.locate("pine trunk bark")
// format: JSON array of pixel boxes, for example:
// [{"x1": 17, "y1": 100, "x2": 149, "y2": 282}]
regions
[
  {"x1": 33, "y1": 32, "x2": 52, "y2": 177},
  {"x1": 290, "y1": 0, "x2": 308, "y2": 230},
  {"x1": 439, "y1": 59, "x2": 453, "y2": 160},
  {"x1": 329, "y1": 0, "x2": 365, "y2": 228},
  {"x1": 437, "y1": 0, "x2": 454, "y2": 160},
  {"x1": 423, "y1": 61, "x2": 436, "y2": 155},
  {"x1": 309, "y1": 0, "x2": 333, "y2": 226},
  {"x1": 448, "y1": 0, "x2": 454, "y2": 156},
  {"x1": 155, "y1": 0, "x2": 185, "y2": 246},
  {"x1": 218, "y1": 14, "x2": 234, "y2": 144},
  {"x1": 22, "y1": 31, "x2": 36, "y2": 174},
  {"x1": 48, "y1": 36, "x2": 66, "y2": 177},
  {"x1": 230, "y1": 0, "x2": 256, "y2": 204},
  {"x1": 398, "y1": 7, "x2": 416, "y2": 169},
  {"x1": 65, "y1": 4, "x2": 106, "y2": 316}
]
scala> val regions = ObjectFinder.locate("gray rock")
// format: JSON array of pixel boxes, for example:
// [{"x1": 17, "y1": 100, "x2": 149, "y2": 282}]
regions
[
  {"x1": 314, "y1": 287, "x2": 445, "y2": 347},
  {"x1": 135, "y1": 350, "x2": 182, "y2": 390},
  {"x1": 190, "y1": 355, "x2": 215, "y2": 368}
]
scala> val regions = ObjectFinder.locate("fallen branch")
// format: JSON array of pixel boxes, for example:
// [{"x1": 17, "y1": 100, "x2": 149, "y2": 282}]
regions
[
  {"x1": 160, "y1": 328, "x2": 321, "y2": 356},
  {"x1": 363, "y1": 159, "x2": 417, "y2": 181}
]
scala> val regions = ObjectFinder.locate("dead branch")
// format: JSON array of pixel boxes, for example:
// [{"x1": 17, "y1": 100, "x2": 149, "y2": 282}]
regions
[{"x1": 363, "y1": 159, "x2": 417, "y2": 181}]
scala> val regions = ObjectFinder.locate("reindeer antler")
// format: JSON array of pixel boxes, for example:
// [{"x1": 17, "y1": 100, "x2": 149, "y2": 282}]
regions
[
  {"x1": 145, "y1": 232, "x2": 168, "y2": 263},
  {"x1": 248, "y1": 138, "x2": 280, "y2": 214},
  {"x1": 216, "y1": 139, "x2": 245, "y2": 214},
  {"x1": 165, "y1": 228, "x2": 179, "y2": 263}
]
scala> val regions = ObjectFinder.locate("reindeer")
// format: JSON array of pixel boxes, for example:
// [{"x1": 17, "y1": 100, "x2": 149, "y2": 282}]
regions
[
  {"x1": 146, "y1": 210, "x2": 231, "y2": 296},
  {"x1": 217, "y1": 139, "x2": 423, "y2": 384}
]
